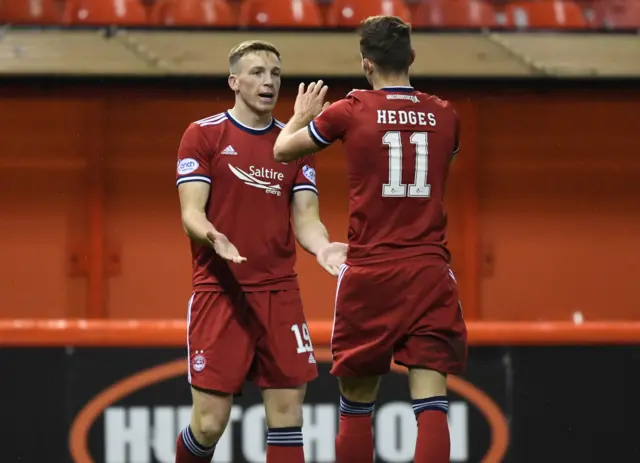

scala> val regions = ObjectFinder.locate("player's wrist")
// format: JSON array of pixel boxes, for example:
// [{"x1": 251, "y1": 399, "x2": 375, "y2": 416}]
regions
[
  {"x1": 311, "y1": 238, "x2": 332, "y2": 257},
  {"x1": 291, "y1": 111, "x2": 314, "y2": 128}
]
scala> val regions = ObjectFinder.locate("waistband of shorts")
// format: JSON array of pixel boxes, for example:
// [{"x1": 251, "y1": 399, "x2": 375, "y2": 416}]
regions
[
  {"x1": 346, "y1": 244, "x2": 450, "y2": 266},
  {"x1": 193, "y1": 278, "x2": 299, "y2": 293}
]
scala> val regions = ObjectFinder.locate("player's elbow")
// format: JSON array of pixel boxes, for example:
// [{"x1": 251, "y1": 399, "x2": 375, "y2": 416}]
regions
[
  {"x1": 180, "y1": 215, "x2": 194, "y2": 239},
  {"x1": 180, "y1": 208, "x2": 202, "y2": 239},
  {"x1": 275, "y1": 134, "x2": 302, "y2": 162},
  {"x1": 273, "y1": 142, "x2": 291, "y2": 163}
]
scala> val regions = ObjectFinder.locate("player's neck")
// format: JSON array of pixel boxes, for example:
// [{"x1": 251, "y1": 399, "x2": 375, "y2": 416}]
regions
[
  {"x1": 228, "y1": 103, "x2": 273, "y2": 130},
  {"x1": 371, "y1": 74, "x2": 412, "y2": 91}
]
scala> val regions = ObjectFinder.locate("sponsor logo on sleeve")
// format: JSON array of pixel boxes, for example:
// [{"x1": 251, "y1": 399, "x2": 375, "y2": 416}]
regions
[
  {"x1": 177, "y1": 158, "x2": 199, "y2": 175},
  {"x1": 302, "y1": 165, "x2": 316, "y2": 185}
]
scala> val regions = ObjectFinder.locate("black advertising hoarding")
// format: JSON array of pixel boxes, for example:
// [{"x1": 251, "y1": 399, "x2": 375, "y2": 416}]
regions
[{"x1": 3, "y1": 346, "x2": 639, "y2": 462}]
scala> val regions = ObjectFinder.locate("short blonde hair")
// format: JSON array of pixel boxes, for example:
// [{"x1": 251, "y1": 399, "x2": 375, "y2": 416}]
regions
[{"x1": 228, "y1": 40, "x2": 281, "y2": 70}]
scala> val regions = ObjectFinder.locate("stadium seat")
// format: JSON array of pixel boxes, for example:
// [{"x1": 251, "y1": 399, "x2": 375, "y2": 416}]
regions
[
  {"x1": 590, "y1": 0, "x2": 640, "y2": 29},
  {"x1": 505, "y1": 1, "x2": 587, "y2": 29},
  {"x1": 414, "y1": 0, "x2": 498, "y2": 28},
  {"x1": 1, "y1": 0, "x2": 72, "y2": 25},
  {"x1": 69, "y1": 0, "x2": 154, "y2": 26},
  {"x1": 239, "y1": 0, "x2": 322, "y2": 28},
  {"x1": 326, "y1": 0, "x2": 411, "y2": 28},
  {"x1": 160, "y1": 0, "x2": 235, "y2": 27}
]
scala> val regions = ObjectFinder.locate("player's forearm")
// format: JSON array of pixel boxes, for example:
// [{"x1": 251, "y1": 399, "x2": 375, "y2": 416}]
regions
[
  {"x1": 294, "y1": 218, "x2": 330, "y2": 256},
  {"x1": 181, "y1": 209, "x2": 216, "y2": 245},
  {"x1": 274, "y1": 113, "x2": 314, "y2": 162}
]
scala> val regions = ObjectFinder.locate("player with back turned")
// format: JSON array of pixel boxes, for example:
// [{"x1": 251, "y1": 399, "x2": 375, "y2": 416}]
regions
[
  {"x1": 274, "y1": 16, "x2": 468, "y2": 463},
  {"x1": 174, "y1": 40, "x2": 345, "y2": 463}
]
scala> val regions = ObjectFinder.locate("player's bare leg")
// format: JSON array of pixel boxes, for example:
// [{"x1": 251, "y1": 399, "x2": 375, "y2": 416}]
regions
[
  {"x1": 262, "y1": 385, "x2": 307, "y2": 462},
  {"x1": 334, "y1": 375, "x2": 381, "y2": 463},
  {"x1": 409, "y1": 367, "x2": 450, "y2": 463},
  {"x1": 175, "y1": 388, "x2": 233, "y2": 463}
]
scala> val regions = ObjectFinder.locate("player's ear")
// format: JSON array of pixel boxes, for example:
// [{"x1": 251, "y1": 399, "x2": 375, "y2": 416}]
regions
[
  {"x1": 228, "y1": 74, "x2": 238, "y2": 92},
  {"x1": 409, "y1": 49, "x2": 416, "y2": 67},
  {"x1": 362, "y1": 58, "x2": 374, "y2": 76}
]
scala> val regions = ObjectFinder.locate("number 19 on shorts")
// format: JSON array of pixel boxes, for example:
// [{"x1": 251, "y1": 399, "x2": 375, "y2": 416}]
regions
[
  {"x1": 382, "y1": 131, "x2": 431, "y2": 198},
  {"x1": 291, "y1": 323, "x2": 314, "y2": 353}
]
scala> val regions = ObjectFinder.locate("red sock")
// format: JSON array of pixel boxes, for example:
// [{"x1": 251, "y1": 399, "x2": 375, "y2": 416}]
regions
[
  {"x1": 335, "y1": 396, "x2": 375, "y2": 463},
  {"x1": 266, "y1": 427, "x2": 305, "y2": 463},
  {"x1": 413, "y1": 397, "x2": 450, "y2": 463},
  {"x1": 175, "y1": 426, "x2": 215, "y2": 463}
]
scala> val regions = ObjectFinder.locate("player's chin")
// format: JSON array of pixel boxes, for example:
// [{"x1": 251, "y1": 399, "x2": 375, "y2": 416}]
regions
[{"x1": 255, "y1": 94, "x2": 277, "y2": 111}]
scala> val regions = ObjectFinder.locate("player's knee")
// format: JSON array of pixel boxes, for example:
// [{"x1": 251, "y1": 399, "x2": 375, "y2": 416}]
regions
[
  {"x1": 408, "y1": 367, "x2": 447, "y2": 400},
  {"x1": 190, "y1": 388, "x2": 233, "y2": 444},
  {"x1": 262, "y1": 386, "x2": 305, "y2": 427},
  {"x1": 339, "y1": 376, "x2": 380, "y2": 403}
]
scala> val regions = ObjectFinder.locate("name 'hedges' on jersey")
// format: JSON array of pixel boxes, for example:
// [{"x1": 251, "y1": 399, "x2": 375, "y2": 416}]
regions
[
  {"x1": 309, "y1": 86, "x2": 459, "y2": 265},
  {"x1": 176, "y1": 111, "x2": 318, "y2": 291}
]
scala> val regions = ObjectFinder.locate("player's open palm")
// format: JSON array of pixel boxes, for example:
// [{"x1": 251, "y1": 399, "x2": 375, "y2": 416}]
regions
[
  {"x1": 206, "y1": 231, "x2": 247, "y2": 264},
  {"x1": 317, "y1": 242, "x2": 348, "y2": 276},
  {"x1": 295, "y1": 81, "x2": 331, "y2": 122}
]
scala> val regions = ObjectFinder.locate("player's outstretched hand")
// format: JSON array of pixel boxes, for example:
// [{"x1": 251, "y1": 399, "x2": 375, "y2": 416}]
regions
[
  {"x1": 295, "y1": 80, "x2": 330, "y2": 123},
  {"x1": 316, "y1": 242, "x2": 348, "y2": 276},
  {"x1": 206, "y1": 231, "x2": 247, "y2": 264}
]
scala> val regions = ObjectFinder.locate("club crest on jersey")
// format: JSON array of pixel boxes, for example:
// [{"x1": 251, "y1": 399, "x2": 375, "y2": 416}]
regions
[
  {"x1": 177, "y1": 158, "x2": 199, "y2": 175},
  {"x1": 302, "y1": 165, "x2": 316, "y2": 185},
  {"x1": 228, "y1": 164, "x2": 283, "y2": 196}
]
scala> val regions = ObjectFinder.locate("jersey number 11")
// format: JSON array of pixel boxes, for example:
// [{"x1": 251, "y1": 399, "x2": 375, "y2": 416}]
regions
[{"x1": 382, "y1": 131, "x2": 431, "y2": 198}]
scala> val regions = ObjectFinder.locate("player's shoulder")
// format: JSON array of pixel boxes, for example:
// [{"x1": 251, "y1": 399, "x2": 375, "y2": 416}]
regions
[
  {"x1": 416, "y1": 91, "x2": 456, "y2": 111},
  {"x1": 345, "y1": 88, "x2": 372, "y2": 101},
  {"x1": 188, "y1": 112, "x2": 229, "y2": 133}
]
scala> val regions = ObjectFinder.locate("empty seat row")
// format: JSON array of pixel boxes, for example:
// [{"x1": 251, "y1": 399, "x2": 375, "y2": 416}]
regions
[{"x1": 1, "y1": 0, "x2": 638, "y2": 29}]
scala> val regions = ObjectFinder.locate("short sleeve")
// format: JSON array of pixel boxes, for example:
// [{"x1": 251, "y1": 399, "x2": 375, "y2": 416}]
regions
[
  {"x1": 292, "y1": 155, "x2": 318, "y2": 196},
  {"x1": 307, "y1": 98, "x2": 353, "y2": 148},
  {"x1": 176, "y1": 123, "x2": 213, "y2": 187}
]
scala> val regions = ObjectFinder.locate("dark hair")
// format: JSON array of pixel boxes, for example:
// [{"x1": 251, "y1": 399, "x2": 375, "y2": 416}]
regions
[
  {"x1": 358, "y1": 15, "x2": 412, "y2": 74},
  {"x1": 228, "y1": 40, "x2": 281, "y2": 69}
]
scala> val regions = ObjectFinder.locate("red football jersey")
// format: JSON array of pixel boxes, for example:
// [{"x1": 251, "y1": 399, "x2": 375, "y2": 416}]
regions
[
  {"x1": 176, "y1": 111, "x2": 318, "y2": 291},
  {"x1": 309, "y1": 86, "x2": 459, "y2": 265}
]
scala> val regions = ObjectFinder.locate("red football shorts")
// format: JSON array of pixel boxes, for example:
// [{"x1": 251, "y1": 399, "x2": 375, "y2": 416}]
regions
[
  {"x1": 331, "y1": 255, "x2": 468, "y2": 377},
  {"x1": 187, "y1": 290, "x2": 318, "y2": 394}
]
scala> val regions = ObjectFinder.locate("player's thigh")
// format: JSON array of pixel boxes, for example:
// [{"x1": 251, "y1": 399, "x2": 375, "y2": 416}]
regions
[
  {"x1": 393, "y1": 260, "x2": 468, "y2": 376},
  {"x1": 331, "y1": 264, "x2": 400, "y2": 377},
  {"x1": 249, "y1": 290, "x2": 318, "y2": 389},
  {"x1": 187, "y1": 291, "x2": 255, "y2": 394}
]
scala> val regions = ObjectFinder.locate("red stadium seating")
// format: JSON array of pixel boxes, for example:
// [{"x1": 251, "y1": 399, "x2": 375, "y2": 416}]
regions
[
  {"x1": 159, "y1": 0, "x2": 235, "y2": 27},
  {"x1": 505, "y1": 1, "x2": 587, "y2": 29},
  {"x1": 1, "y1": 0, "x2": 72, "y2": 25},
  {"x1": 589, "y1": 0, "x2": 640, "y2": 29},
  {"x1": 414, "y1": 0, "x2": 498, "y2": 28},
  {"x1": 326, "y1": 0, "x2": 411, "y2": 28},
  {"x1": 69, "y1": 0, "x2": 153, "y2": 26},
  {"x1": 239, "y1": 0, "x2": 322, "y2": 28}
]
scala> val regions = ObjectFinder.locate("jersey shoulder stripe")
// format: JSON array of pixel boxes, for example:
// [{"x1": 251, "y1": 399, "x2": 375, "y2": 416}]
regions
[{"x1": 195, "y1": 112, "x2": 227, "y2": 126}]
